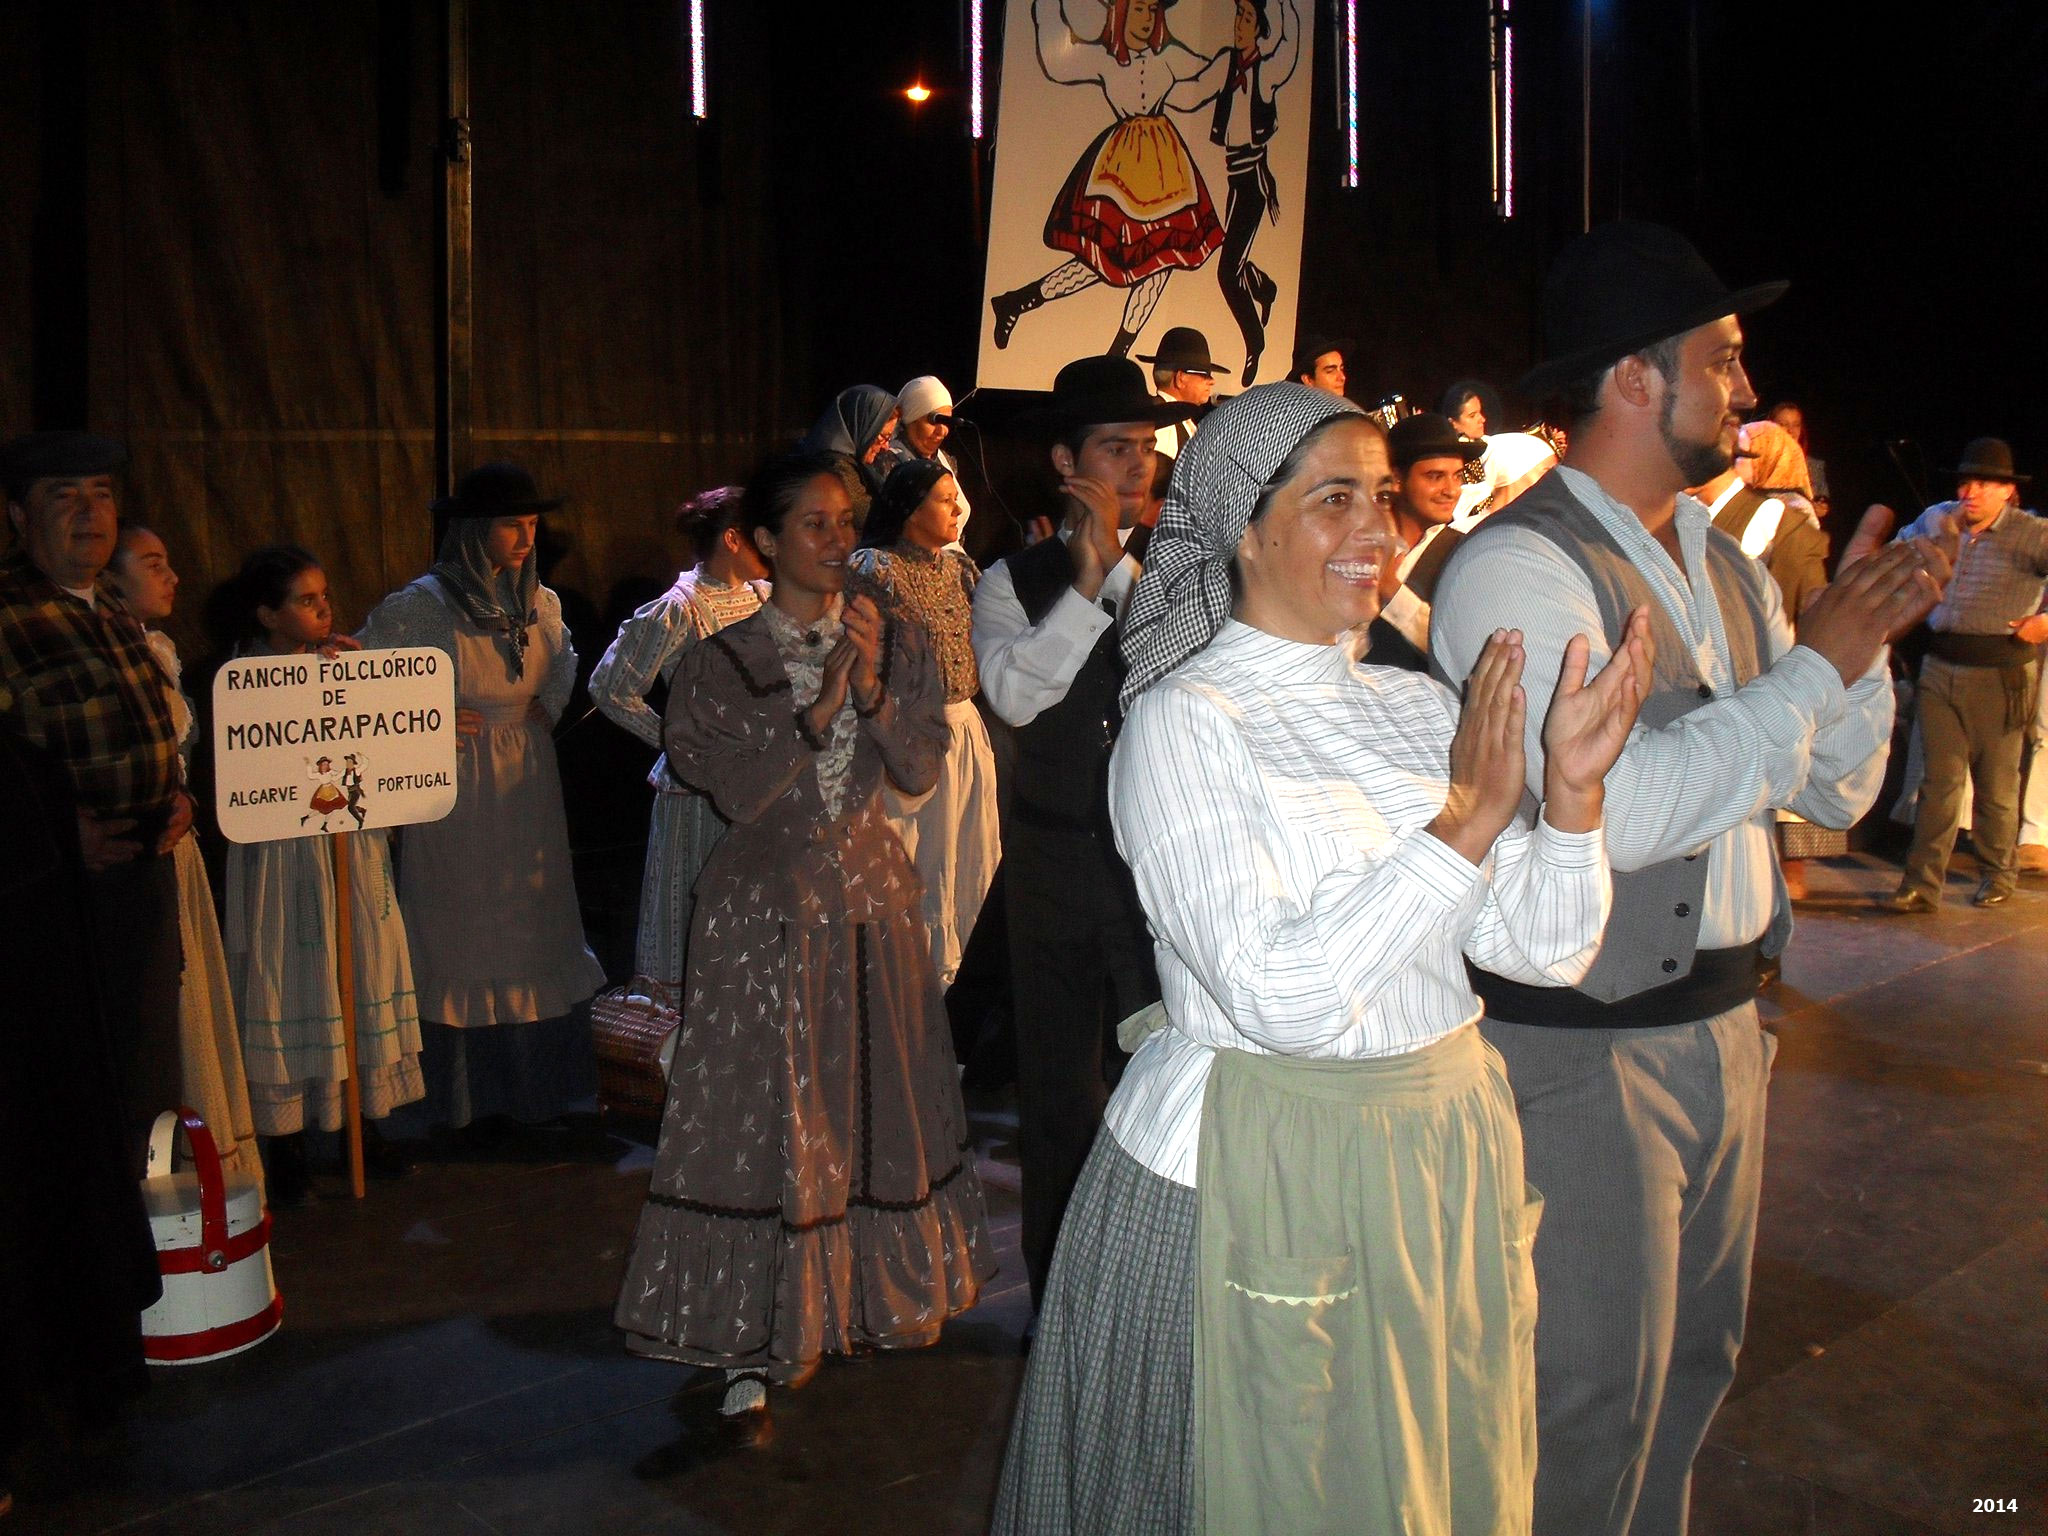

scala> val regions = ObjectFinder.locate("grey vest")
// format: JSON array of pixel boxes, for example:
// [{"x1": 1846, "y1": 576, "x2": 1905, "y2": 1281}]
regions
[{"x1": 1439, "y1": 471, "x2": 1791, "y2": 1004}]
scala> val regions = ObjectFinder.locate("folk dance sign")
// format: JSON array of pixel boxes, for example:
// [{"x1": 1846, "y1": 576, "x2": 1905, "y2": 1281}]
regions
[
  {"x1": 212, "y1": 648, "x2": 457, "y2": 844},
  {"x1": 212, "y1": 646, "x2": 456, "y2": 1200}
]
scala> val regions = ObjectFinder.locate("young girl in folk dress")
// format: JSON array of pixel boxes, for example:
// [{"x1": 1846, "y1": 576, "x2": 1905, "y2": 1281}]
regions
[
  {"x1": 614, "y1": 451, "x2": 992, "y2": 1440},
  {"x1": 358, "y1": 464, "x2": 605, "y2": 1134},
  {"x1": 847, "y1": 460, "x2": 1001, "y2": 988},
  {"x1": 222, "y1": 546, "x2": 425, "y2": 1201},
  {"x1": 989, "y1": 0, "x2": 1231, "y2": 358},
  {"x1": 589, "y1": 486, "x2": 768, "y2": 991},
  {"x1": 106, "y1": 525, "x2": 264, "y2": 1197}
]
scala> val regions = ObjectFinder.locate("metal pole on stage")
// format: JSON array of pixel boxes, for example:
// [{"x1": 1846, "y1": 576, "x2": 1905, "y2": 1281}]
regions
[
  {"x1": 1579, "y1": 0, "x2": 1593, "y2": 232},
  {"x1": 333, "y1": 833, "x2": 366, "y2": 1200},
  {"x1": 436, "y1": 0, "x2": 474, "y2": 500}
]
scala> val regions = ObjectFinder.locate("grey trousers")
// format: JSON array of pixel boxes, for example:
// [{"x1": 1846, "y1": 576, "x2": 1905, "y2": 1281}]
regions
[
  {"x1": 1481, "y1": 1005, "x2": 1775, "y2": 1536},
  {"x1": 1903, "y1": 656, "x2": 2034, "y2": 898}
]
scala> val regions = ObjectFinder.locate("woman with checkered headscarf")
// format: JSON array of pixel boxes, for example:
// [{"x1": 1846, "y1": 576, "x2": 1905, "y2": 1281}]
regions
[{"x1": 993, "y1": 384, "x2": 1652, "y2": 1534}]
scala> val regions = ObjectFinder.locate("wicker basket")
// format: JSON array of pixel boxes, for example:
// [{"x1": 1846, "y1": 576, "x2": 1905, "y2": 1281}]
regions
[
  {"x1": 589, "y1": 982, "x2": 680, "y2": 1121},
  {"x1": 1778, "y1": 820, "x2": 1849, "y2": 861}
]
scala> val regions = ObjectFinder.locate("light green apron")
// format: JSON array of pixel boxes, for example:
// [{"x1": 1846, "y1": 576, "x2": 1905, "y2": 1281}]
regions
[{"x1": 1191, "y1": 1027, "x2": 1542, "y2": 1535}]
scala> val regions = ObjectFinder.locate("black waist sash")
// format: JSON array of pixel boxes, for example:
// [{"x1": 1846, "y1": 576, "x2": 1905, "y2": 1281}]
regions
[
  {"x1": 1469, "y1": 940, "x2": 1764, "y2": 1030},
  {"x1": 1928, "y1": 630, "x2": 2034, "y2": 670}
]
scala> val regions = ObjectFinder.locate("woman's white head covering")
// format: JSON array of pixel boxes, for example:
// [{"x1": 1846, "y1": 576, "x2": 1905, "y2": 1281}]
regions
[{"x1": 896, "y1": 376, "x2": 954, "y2": 425}]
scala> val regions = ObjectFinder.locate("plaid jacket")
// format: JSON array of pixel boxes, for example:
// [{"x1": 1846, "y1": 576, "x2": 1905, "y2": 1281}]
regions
[{"x1": 0, "y1": 552, "x2": 181, "y2": 822}]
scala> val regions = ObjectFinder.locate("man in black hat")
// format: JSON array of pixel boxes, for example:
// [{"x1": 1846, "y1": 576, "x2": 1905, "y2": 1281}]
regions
[
  {"x1": 1139, "y1": 325, "x2": 1226, "y2": 460},
  {"x1": 1884, "y1": 437, "x2": 2048, "y2": 911},
  {"x1": 970, "y1": 356, "x2": 1192, "y2": 1308},
  {"x1": 0, "y1": 432, "x2": 190, "y2": 1172},
  {"x1": 1430, "y1": 222, "x2": 1947, "y2": 1536},
  {"x1": 1290, "y1": 333, "x2": 1348, "y2": 398},
  {"x1": 1368, "y1": 413, "x2": 1488, "y2": 672}
]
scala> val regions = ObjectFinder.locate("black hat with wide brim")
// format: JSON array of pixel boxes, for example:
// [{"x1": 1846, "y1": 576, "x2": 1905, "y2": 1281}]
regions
[
  {"x1": 1036, "y1": 355, "x2": 1197, "y2": 436},
  {"x1": 1388, "y1": 413, "x2": 1487, "y2": 472},
  {"x1": 1947, "y1": 437, "x2": 2029, "y2": 484},
  {"x1": 1136, "y1": 326, "x2": 1230, "y2": 377},
  {"x1": 430, "y1": 461, "x2": 566, "y2": 522},
  {"x1": 1519, "y1": 221, "x2": 1787, "y2": 401},
  {"x1": 0, "y1": 430, "x2": 127, "y2": 495}
]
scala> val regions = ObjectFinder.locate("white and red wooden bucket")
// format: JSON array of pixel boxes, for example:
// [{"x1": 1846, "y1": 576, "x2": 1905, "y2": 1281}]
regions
[{"x1": 139, "y1": 1108, "x2": 281, "y2": 1364}]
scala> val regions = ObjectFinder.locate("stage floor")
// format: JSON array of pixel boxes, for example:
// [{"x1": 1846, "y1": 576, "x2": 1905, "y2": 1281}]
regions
[{"x1": 11, "y1": 851, "x2": 2046, "y2": 1535}]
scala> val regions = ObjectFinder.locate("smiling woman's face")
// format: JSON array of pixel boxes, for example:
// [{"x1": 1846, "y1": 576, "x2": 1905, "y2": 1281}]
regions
[
  {"x1": 753, "y1": 473, "x2": 856, "y2": 599},
  {"x1": 1233, "y1": 417, "x2": 1402, "y2": 644}
]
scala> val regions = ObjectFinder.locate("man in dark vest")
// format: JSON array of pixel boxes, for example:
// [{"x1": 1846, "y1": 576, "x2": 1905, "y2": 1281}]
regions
[
  {"x1": 1885, "y1": 438, "x2": 2048, "y2": 911},
  {"x1": 1431, "y1": 222, "x2": 1948, "y2": 1536},
  {"x1": 970, "y1": 356, "x2": 1192, "y2": 1307},
  {"x1": 1369, "y1": 412, "x2": 1486, "y2": 672}
]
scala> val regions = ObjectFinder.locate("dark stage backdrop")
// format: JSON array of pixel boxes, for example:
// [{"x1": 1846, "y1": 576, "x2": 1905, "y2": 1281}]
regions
[
  {"x1": 16, "y1": 0, "x2": 806, "y2": 658},
  {"x1": 5, "y1": 0, "x2": 2045, "y2": 656}
]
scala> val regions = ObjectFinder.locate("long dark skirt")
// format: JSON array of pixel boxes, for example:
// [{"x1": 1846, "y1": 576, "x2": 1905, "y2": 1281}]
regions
[
  {"x1": 993, "y1": 1133, "x2": 1196, "y2": 1535},
  {"x1": 615, "y1": 909, "x2": 991, "y2": 1385}
]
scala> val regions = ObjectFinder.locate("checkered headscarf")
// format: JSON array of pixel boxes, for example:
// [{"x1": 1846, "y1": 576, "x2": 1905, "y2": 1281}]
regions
[{"x1": 1120, "y1": 383, "x2": 1362, "y2": 709}]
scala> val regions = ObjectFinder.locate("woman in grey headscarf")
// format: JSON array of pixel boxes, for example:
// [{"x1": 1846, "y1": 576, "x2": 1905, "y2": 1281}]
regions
[
  {"x1": 799, "y1": 384, "x2": 900, "y2": 503},
  {"x1": 993, "y1": 384, "x2": 1651, "y2": 1534},
  {"x1": 359, "y1": 463, "x2": 606, "y2": 1136}
]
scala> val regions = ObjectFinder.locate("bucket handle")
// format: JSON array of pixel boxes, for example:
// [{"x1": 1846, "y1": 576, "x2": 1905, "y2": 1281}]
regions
[{"x1": 146, "y1": 1108, "x2": 231, "y2": 1273}]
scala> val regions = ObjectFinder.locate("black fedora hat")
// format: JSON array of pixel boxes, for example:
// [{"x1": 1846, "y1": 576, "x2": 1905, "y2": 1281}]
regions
[
  {"x1": 1519, "y1": 221, "x2": 1787, "y2": 400},
  {"x1": 1290, "y1": 332, "x2": 1352, "y2": 380},
  {"x1": 0, "y1": 430, "x2": 127, "y2": 500},
  {"x1": 1136, "y1": 326, "x2": 1230, "y2": 377},
  {"x1": 1042, "y1": 356, "x2": 1196, "y2": 435},
  {"x1": 1948, "y1": 437, "x2": 2029, "y2": 485},
  {"x1": 1387, "y1": 413, "x2": 1487, "y2": 473},
  {"x1": 430, "y1": 461, "x2": 566, "y2": 522}
]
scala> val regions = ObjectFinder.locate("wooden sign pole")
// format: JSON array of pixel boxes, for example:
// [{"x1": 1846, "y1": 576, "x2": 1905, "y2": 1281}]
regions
[{"x1": 333, "y1": 832, "x2": 366, "y2": 1200}]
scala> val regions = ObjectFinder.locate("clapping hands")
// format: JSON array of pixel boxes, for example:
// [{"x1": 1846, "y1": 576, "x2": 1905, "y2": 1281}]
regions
[{"x1": 1541, "y1": 606, "x2": 1654, "y2": 832}]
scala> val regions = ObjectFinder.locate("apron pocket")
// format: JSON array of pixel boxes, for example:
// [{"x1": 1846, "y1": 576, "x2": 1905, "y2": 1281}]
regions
[{"x1": 1221, "y1": 1243, "x2": 1358, "y2": 1426}]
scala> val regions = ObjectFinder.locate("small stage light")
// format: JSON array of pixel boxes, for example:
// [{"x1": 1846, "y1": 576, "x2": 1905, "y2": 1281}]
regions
[{"x1": 906, "y1": 82, "x2": 933, "y2": 104}]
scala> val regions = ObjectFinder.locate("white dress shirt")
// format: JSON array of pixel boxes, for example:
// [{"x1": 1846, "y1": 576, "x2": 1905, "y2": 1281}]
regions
[
  {"x1": 1453, "y1": 432, "x2": 1558, "y2": 523},
  {"x1": 1431, "y1": 464, "x2": 1894, "y2": 948},
  {"x1": 971, "y1": 526, "x2": 1140, "y2": 728},
  {"x1": 1103, "y1": 621, "x2": 1612, "y2": 1186}
]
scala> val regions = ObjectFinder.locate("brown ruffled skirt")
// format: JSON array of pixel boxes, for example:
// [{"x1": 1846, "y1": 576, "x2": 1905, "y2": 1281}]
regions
[{"x1": 614, "y1": 908, "x2": 992, "y2": 1383}]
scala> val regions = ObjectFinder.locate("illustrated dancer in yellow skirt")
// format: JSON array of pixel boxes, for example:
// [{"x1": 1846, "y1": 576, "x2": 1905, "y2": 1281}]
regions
[{"x1": 991, "y1": 0, "x2": 1231, "y2": 358}]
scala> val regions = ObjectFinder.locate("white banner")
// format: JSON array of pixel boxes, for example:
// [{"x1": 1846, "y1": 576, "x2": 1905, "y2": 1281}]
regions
[
  {"x1": 978, "y1": 0, "x2": 1314, "y2": 391},
  {"x1": 212, "y1": 648, "x2": 458, "y2": 844}
]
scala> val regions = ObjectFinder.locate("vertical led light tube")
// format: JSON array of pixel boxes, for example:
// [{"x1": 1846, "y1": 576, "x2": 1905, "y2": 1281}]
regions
[
  {"x1": 1342, "y1": 0, "x2": 1360, "y2": 187},
  {"x1": 1501, "y1": 7, "x2": 1515, "y2": 217},
  {"x1": 968, "y1": 0, "x2": 986, "y2": 138},
  {"x1": 1490, "y1": 0, "x2": 1515, "y2": 217},
  {"x1": 688, "y1": 0, "x2": 707, "y2": 120}
]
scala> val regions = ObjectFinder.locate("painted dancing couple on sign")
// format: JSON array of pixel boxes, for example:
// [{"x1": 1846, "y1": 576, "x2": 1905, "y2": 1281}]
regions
[
  {"x1": 991, "y1": 0, "x2": 1301, "y2": 381},
  {"x1": 301, "y1": 753, "x2": 368, "y2": 832}
]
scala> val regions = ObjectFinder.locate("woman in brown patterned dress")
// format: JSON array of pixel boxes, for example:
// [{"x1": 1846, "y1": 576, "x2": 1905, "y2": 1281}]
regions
[
  {"x1": 848, "y1": 459, "x2": 1002, "y2": 987},
  {"x1": 614, "y1": 451, "x2": 993, "y2": 1439}
]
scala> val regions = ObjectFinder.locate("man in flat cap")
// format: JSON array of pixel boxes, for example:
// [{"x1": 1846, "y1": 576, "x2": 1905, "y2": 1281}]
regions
[
  {"x1": 0, "y1": 431, "x2": 190, "y2": 1171},
  {"x1": 1885, "y1": 437, "x2": 2048, "y2": 911},
  {"x1": 1431, "y1": 223, "x2": 1947, "y2": 1536}
]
